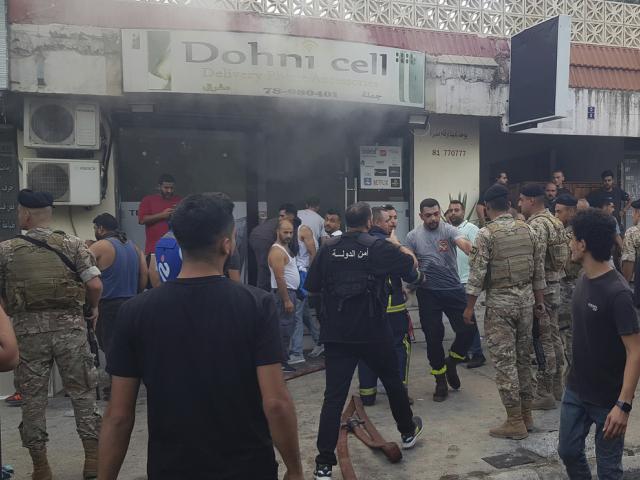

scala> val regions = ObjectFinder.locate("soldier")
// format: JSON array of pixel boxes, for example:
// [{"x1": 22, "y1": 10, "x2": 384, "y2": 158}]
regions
[
  {"x1": 519, "y1": 184, "x2": 570, "y2": 410},
  {"x1": 621, "y1": 199, "x2": 640, "y2": 290},
  {"x1": 554, "y1": 194, "x2": 580, "y2": 381},
  {"x1": 0, "y1": 190, "x2": 103, "y2": 480},
  {"x1": 464, "y1": 184, "x2": 546, "y2": 439}
]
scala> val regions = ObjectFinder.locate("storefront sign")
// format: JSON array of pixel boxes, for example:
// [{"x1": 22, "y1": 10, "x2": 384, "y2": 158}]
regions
[
  {"x1": 360, "y1": 146, "x2": 402, "y2": 190},
  {"x1": 122, "y1": 30, "x2": 425, "y2": 107}
]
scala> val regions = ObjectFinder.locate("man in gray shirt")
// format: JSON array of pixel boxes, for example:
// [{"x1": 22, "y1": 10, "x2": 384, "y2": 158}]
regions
[{"x1": 405, "y1": 198, "x2": 477, "y2": 402}]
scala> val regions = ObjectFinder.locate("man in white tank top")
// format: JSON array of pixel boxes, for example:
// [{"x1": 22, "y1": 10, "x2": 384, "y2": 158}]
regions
[
  {"x1": 268, "y1": 219, "x2": 301, "y2": 372},
  {"x1": 289, "y1": 223, "x2": 322, "y2": 364}
]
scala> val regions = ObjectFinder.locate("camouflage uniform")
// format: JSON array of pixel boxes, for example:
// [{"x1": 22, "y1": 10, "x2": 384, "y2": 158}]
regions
[
  {"x1": 467, "y1": 214, "x2": 546, "y2": 407},
  {"x1": 527, "y1": 210, "x2": 570, "y2": 391},
  {"x1": 559, "y1": 226, "x2": 581, "y2": 380},
  {"x1": 621, "y1": 224, "x2": 640, "y2": 270},
  {"x1": 0, "y1": 227, "x2": 102, "y2": 449}
]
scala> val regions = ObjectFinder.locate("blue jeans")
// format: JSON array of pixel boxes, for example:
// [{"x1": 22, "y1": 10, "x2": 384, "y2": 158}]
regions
[
  {"x1": 290, "y1": 297, "x2": 320, "y2": 356},
  {"x1": 461, "y1": 284, "x2": 483, "y2": 358},
  {"x1": 469, "y1": 330, "x2": 483, "y2": 357},
  {"x1": 558, "y1": 388, "x2": 624, "y2": 480}
]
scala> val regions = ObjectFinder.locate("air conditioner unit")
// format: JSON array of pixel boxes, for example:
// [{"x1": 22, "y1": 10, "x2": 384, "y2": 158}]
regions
[
  {"x1": 22, "y1": 158, "x2": 101, "y2": 206},
  {"x1": 24, "y1": 98, "x2": 100, "y2": 150}
]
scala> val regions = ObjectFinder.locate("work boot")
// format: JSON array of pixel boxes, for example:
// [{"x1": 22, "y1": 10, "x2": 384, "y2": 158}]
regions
[
  {"x1": 433, "y1": 373, "x2": 448, "y2": 402},
  {"x1": 532, "y1": 376, "x2": 556, "y2": 411},
  {"x1": 489, "y1": 406, "x2": 529, "y2": 440},
  {"x1": 82, "y1": 438, "x2": 98, "y2": 479},
  {"x1": 445, "y1": 357, "x2": 461, "y2": 390},
  {"x1": 521, "y1": 400, "x2": 534, "y2": 432},
  {"x1": 29, "y1": 447, "x2": 52, "y2": 480},
  {"x1": 553, "y1": 373, "x2": 564, "y2": 402}
]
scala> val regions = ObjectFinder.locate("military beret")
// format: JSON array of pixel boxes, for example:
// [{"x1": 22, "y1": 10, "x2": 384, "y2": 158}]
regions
[
  {"x1": 18, "y1": 189, "x2": 54, "y2": 208},
  {"x1": 520, "y1": 184, "x2": 545, "y2": 198},
  {"x1": 632, "y1": 199, "x2": 640, "y2": 210},
  {"x1": 591, "y1": 195, "x2": 614, "y2": 209},
  {"x1": 555, "y1": 194, "x2": 578, "y2": 207},
  {"x1": 483, "y1": 184, "x2": 509, "y2": 202}
]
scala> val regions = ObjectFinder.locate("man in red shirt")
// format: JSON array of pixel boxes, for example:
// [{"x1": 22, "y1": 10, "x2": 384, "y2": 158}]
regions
[{"x1": 138, "y1": 174, "x2": 182, "y2": 256}]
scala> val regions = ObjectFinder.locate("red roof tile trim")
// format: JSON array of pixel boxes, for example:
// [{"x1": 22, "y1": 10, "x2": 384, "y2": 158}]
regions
[{"x1": 569, "y1": 44, "x2": 640, "y2": 91}]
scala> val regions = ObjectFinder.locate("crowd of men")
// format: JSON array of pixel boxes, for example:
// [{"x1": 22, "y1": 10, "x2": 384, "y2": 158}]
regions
[{"x1": 0, "y1": 167, "x2": 639, "y2": 480}]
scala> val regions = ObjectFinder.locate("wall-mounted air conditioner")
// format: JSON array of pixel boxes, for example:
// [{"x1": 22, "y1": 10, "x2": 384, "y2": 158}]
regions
[
  {"x1": 22, "y1": 158, "x2": 101, "y2": 206},
  {"x1": 24, "y1": 98, "x2": 100, "y2": 150}
]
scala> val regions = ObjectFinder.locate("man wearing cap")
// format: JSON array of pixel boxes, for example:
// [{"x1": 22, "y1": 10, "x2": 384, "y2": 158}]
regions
[
  {"x1": 465, "y1": 184, "x2": 546, "y2": 439},
  {"x1": 621, "y1": 200, "x2": 640, "y2": 291},
  {"x1": 555, "y1": 194, "x2": 581, "y2": 380},
  {"x1": 519, "y1": 183, "x2": 570, "y2": 410},
  {"x1": 0, "y1": 189, "x2": 103, "y2": 480}
]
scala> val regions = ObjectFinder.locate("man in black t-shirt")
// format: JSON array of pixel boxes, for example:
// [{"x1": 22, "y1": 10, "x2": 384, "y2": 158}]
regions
[
  {"x1": 98, "y1": 193, "x2": 304, "y2": 480},
  {"x1": 558, "y1": 209, "x2": 640, "y2": 480},
  {"x1": 586, "y1": 169, "x2": 631, "y2": 227}
]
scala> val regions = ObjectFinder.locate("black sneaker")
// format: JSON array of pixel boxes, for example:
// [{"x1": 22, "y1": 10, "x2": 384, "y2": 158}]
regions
[
  {"x1": 401, "y1": 416, "x2": 424, "y2": 449},
  {"x1": 282, "y1": 363, "x2": 296, "y2": 373},
  {"x1": 445, "y1": 357, "x2": 461, "y2": 390},
  {"x1": 466, "y1": 354, "x2": 486, "y2": 369},
  {"x1": 314, "y1": 463, "x2": 332, "y2": 480}
]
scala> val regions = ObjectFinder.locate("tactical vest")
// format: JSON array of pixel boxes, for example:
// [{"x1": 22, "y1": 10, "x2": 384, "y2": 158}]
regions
[
  {"x1": 485, "y1": 220, "x2": 534, "y2": 289},
  {"x1": 4, "y1": 232, "x2": 85, "y2": 315},
  {"x1": 536, "y1": 213, "x2": 570, "y2": 273},
  {"x1": 325, "y1": 233, "x2": 384, "y2": 314}
]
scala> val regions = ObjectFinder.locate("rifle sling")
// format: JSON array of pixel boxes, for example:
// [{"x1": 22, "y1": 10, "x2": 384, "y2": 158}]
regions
[{"x1": 16, "y1": 234, "x2": 79, "y2": 276}]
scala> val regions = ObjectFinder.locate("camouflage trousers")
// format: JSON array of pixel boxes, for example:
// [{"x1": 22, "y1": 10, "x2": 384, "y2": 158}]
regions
[
  {"x1": 558, "y1": 279, "x2": 575, "y2": 382},
  {"x1": 533, "y1": 283, "x2": 565, "y2": 387},
  {"x1": 485, "y1": 306, "x2": 534, "y2": 407},
  {"x1": 14, "y1": 327, "x2": 101, "y2": 449}
]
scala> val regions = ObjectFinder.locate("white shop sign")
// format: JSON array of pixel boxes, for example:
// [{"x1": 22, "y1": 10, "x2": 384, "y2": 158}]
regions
[{"x1": 122, "y1": 29, "x2": 425, "y2": 108}]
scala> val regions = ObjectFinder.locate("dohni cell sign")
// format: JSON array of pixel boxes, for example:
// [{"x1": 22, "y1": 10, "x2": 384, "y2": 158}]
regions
[
  {"x1": 122, "y1": 30, "x2": 425, "y2": 108},
  {"x1": 360, "y1": 146, "x2": 402, "y2": 190}
]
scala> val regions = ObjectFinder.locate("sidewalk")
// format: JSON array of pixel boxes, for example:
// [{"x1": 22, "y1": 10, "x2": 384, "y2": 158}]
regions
[{"x1": 2, "y1": 309, "x2": 640, "y2": 479}]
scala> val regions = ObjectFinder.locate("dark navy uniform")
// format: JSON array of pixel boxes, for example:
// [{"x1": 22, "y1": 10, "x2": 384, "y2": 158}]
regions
[
  {"x1": 305, "y1": 230, "x2": 422, "y2": 467},
  {"x1": 358, "y1": 226, "x2": 412, "y2": 404}
]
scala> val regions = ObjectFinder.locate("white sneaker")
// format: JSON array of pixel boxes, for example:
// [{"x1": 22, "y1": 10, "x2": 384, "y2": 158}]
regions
[
  {"x1": 288, "y1": 354, "x2": 306, "y2": 365},
  {"x1": 308, "y1": 345, "x2": 325, "y2": 358}
]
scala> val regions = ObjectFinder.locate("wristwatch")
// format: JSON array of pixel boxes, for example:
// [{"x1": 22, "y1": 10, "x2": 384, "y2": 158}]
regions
[{"x1": 616, "y1": 400, "x2": 632, "y2": 413}]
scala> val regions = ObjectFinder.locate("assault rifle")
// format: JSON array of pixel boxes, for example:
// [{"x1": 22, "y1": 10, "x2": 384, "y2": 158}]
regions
[
  {"x1": 84, "y1": 305, "x2": 101, "y2": 401},
  {"x1": 532, "y1": 315, "x2": 546, "y2": 372}
]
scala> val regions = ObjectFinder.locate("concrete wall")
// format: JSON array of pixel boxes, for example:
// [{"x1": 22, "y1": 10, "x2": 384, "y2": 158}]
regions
[
  {"x1": 10, "y1": 24, "x2": 122, "y2": 96},
  {"x1": 17, "y1": 130, "x2": 117, "y2": 241},
  {"x1": 518, "y1": 89, "x2": 640, "y2": 138},
  {"x1": 426, "y1": 55, "x2": 509, "y2": 118},
  {"x1": 413, "y1": 115, "x2": 480, "y2": 224}
]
